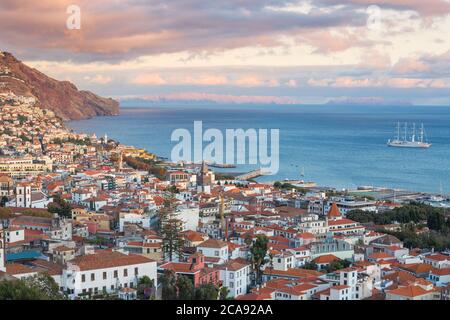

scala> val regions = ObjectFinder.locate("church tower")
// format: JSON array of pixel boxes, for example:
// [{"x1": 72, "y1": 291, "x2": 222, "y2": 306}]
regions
[
  {"x1": 326, "y1": 202, "x2": 342, "y2": 222},
  {"x1": 197, "y1": 161, "x2": 213, "y2": 193},
  {"x1": 117, "y1": 150, "x2": 123, "y2": 171}
]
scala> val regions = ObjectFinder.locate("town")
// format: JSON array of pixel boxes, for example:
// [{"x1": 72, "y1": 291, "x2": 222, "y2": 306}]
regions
[{"x1": 1, "y1": 96, "x2": 450, "y2": 301}]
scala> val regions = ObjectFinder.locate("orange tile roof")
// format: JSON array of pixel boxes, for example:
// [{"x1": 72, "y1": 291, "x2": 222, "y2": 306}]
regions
[
  {"x1": 313, "y1": 254, "x2": 340, "y2": 264},
  {"x1": 369, "y1": 252, "x2": 394, "y2": 260},
  {"x1": 198, "y1": 238, "x2": 228, "y2": 249},
  {"x1": 69, "y1": 250, "x2": 154, "y2": 271},
  {"x1": 430, "y1": 267, "x2": 450, "y2": 276},
  {"x1": 327, "y1": 203, "x2": 341, "y2": 218},
  {"x1": 6, "y1": 263, "x2": 36, "y2": 275},
  {"x1": 387, "y1": 285, "x2": 433, "y2": 298}
]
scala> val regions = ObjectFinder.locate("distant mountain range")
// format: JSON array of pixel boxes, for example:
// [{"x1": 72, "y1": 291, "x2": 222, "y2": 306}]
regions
[
  {"x1": 0, "y1": 51, "x2": 119, "y2": 120},
  {"x1": 326, "y1": 97, "x2": 413, "y2": 106}
]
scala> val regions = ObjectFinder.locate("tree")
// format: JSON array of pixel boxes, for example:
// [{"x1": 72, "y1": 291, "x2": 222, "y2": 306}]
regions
[
  {"x1": 325, "y1": 260, "x2": 351, "y2": 273},
  {"x1": 23, "y1": 273, "x2": 64, "y2": 300},
  {"x1": 194, "y1": 284, "x2": 219, "y2": 300},
  {"x1": 137, "y1": 276, "x2": 155, "y2": 300},
  {"x1": 0, "y1": 207, "x2": 12, "y2": 219},
  {"x1": 244, "y1": 234, "x2": 253, "y2": 247},
  {"x1": 273, "y1": 181, "x2": 282, "y2": 189},
  {"x1": 47, "y1": 194, "x2": 72, "y2": 218},
  {"x1": 0, "y1": 196, "x2": 9, "y2": 207},
  {"x1": 303, "y1": 261, "x2": 318, "y2": 270},
  {"x1": 0, "y1": 273, "x2": 64, "y2": 300},
  {"x1": 159, "y1": 213, "x2": 185, "y2": 262},
  {"x1": 160, "y1": 270, "x2": 177, "y2": 300},
  {"x1": 176, "y1": 275, "x2": 194, "y2": 300},
  {"x1": 158, "y1": 191, "x2": 185, "y2": 262},
  {"x1": 250, "y1": 235, "x2": 269, "y2": 285},
  {"x1": 219, "y1": 287, "x2": 230, "y2": 300}
]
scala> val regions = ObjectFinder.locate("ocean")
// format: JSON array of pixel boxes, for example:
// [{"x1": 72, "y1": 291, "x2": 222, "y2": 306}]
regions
[{"x1": 67, "y1": 104, "x2": 450, "y2": 194}]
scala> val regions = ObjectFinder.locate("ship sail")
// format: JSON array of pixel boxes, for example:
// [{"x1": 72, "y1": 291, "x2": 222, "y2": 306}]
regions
[{"x1": 387, "y1": 122, "x2": 431, "y2": 148}]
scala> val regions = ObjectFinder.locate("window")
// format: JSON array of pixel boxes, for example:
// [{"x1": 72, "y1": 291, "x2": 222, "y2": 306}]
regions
[
  {"x1": 124, "y1": 269, "x2": 128, "y2": 277},
  {"x1": 81, "y1": 274, "x2": 86, "y2": 282},
  {"x1": 103, "y1": 272, "x2": 107, "y2": 280},
  {"x1": 214, "y1": 250, "x2": 219, "y2": 256},
  {"x1": 135, "y1": 267, "x2": 139, "y2": 276},
  {"x1": 114, "y1": 270, "x2": 118, "y2": 278},
  {"x1": 91, "y1": 273, "x2": 95, "y2": 281}
]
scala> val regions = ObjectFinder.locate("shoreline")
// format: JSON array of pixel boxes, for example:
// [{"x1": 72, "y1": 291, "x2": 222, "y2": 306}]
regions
[{"x1": 65, "y1": 104, "x2": 450, "y2": 197}]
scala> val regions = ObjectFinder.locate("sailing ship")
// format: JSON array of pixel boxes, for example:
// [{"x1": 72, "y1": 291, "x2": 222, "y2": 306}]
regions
[{"x1": 387, "y1": 122, "x2": 431, "y2": 148}]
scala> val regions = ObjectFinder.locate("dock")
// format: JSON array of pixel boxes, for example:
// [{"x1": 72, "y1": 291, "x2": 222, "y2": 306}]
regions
[{"x1": 235, "y1": 168, "x2": 263, "y2": 181}]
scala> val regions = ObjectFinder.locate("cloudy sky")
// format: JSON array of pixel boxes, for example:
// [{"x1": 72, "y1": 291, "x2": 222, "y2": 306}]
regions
[{"x1": 1, "y1": 0, "x2": 450, "y2": 105}]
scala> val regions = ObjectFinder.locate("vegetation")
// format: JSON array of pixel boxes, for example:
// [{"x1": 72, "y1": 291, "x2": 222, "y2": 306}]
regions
[
  {"x1": 348, "y1": 203, "x2": 450, "y2": 250},
  {"x1": 176, "y1": 275, "x2": 195, "y2": 299},
  {"x1": 160, "y1": 270, "x2": 178, "y2": 300},
  {"x1": 137, "y1": 276, "x2": 155, "y2": 300},
  {"x1": 47, "y1": 194, "x2": 72, "y2": 218},
  {"x1": 273, "y1": 181, "x2": 308, "y2": 194},
  {"x1": 215, "y1": 173, "x2": 235, "y2": 181},
  {"x1": 0, "y1": 273, "x2": 65, "y2": 300},
  {"x1": 194, "y1": 284, "x2": 219, "y2": 300},
  {"x1": 250, "y1": 234, "x2": 269, "y2": 285},
  {"x1": 124, "y1": 156, "x2": 167, "y2": 179},
  {"x1": 0, "y1": 207, "x2": 12, "y2": 218},
  {"x1": 17, "y1": 115, "x2": 28, "y2": 125},
  {"x1": 160, "y1": 271, "x2": 225, "y2": 300},
  {"x1": 51, "y1": 137, "x2": 91, "y2": 146},
  {"x1": 303, "y1": 261, "x2": 318, "y2": 270},
  {"x1": 0, "y1": 207, "x2": 53, "y2": 219},
  {"x1": 325, "y1": 260, "x2": 352, "y2": 273},
  {"x1": 165, "y1": 185, "x2": 179, "y2": 194}
]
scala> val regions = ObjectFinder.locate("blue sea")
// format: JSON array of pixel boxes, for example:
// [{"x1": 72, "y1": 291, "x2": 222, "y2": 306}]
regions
[{"x1": 67, "y1": 104, "x2": 450, "y2": 193}]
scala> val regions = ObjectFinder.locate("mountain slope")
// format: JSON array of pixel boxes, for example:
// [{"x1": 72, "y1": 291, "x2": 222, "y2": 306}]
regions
[{"x1": 0, "y1": 51, "x2": 119, "y2": 120}]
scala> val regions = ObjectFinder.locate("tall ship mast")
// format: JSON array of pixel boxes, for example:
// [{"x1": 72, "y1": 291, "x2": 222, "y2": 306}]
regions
[{"x1": 387, "y1": 122, "x2": 431, "y2": 148}]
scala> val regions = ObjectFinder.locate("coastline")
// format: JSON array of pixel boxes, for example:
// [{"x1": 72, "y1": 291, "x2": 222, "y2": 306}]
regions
[{"x1": 66, "y1": 104, "x2": 450, "y2": 194}]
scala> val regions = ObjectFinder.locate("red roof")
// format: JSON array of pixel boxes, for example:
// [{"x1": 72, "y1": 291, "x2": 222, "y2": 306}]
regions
[
  {"x1": 387, "y1": 285, "x2": 434, "y2": 298},
  {"x1": 327, "y1": 203, "x2": 341, "y2": 218},
  {"x1": 313, "y1": 254, "x2": 340, "y2": 264}
]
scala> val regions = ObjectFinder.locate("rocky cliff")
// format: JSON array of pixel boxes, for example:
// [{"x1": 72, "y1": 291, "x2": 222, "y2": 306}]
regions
[{"x1": 0, "y1": 51, "x2": 119, "y2": 120}]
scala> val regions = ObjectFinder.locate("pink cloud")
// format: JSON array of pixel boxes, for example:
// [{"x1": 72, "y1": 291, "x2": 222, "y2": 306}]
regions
[
  {"x1": 84, "y1": 74, "x2": 113, "y2": 84},
  {"x1": 392, "y1": 58, "x2": 430, "y2": 74},
  {"x1": 131, "y1": 74, "x2": 167, "y2": 85}
]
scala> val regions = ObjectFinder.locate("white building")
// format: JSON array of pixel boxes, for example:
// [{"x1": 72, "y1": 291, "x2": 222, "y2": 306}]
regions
[
  {"x1": 175, "y1": 204, "x2": 200, "y2": 231},
  {"x1": 119, "y1": 212, "x2": 151, "y2": 232},
  {"x1": 219, "y1": 259, "x2": 251, "y2": 298},
  {"x1": 197, "y1": 239, "x2": 229, "y2": 264},
  {"x1": 15, "y1": 183, "x2": 31, "y2": 208},
  {"x1": 324, "y1": 197, "x2": 377, "y2": 215},
  {"x1": 62, "y1": 250, "x2": 157, "y2": 299}
]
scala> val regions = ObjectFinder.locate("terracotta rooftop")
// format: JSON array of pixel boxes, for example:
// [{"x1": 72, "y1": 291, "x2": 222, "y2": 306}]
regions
[
  {"x1": 327, "y1": 203, "x2": 341, "y2": 218},
  {"x1": 69, "y1": 250, "x2": 154, "y2": 271}
]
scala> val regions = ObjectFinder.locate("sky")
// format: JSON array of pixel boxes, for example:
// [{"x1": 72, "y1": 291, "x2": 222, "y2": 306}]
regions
[{"x1": 1, "y1": 0, "x2": 450, "y2": 105}]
